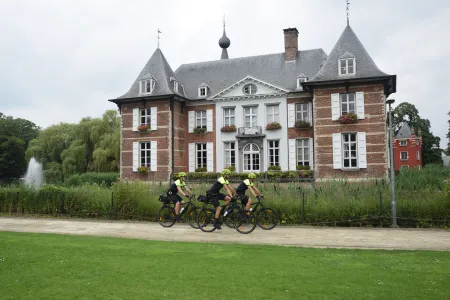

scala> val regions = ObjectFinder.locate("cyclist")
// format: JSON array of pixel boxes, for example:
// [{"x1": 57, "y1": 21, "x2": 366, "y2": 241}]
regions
[
  {"x1": 235, "y1": 173, "x2": 261, "y2": 211},
  {"x1": 206, "y1": 169, "x2": 234, "y2": 229},
  {"x1": 167, "y1": 172, "x2": 193, "y2": 222}
]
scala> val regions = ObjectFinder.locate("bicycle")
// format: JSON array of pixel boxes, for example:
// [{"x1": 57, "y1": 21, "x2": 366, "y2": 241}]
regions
[
  {"x1": 249, "y1": 196, "x2": 279, "y2": 230},
  {"x1": 196, "y1": 194, "x2": 257, "y2": 234},
  {"x1": 157, "y1": 194, "x2": 200, "y2": 229}
]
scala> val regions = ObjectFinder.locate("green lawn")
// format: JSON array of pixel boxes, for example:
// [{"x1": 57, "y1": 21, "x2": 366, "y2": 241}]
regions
[{"x1": 0, "y1": 232, "x2": 449, "y2": 300}]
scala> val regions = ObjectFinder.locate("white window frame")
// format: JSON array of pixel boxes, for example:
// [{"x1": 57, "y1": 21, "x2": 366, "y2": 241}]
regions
[
  {"x1": 196, "y1": 143, "x2": 207, "y2": 169},
  {"x1": 296, "y1": 139, "x2": 310, "y2": 167},
  {"x1": 268, "y1": 140, "x2": 280, "y2": 167},
  {"x1": 400, "y1": 151, "x2": 408, "y2": 161},
  {"x1": 173, "y1": 81, "x2": 178, "y2": 92},
  {"x1": 224, "y1": 142, "x2": 236, "y2": 169},
  {"x1": 140, "y1": 109, "x2": 151, "y2": 126},
  {"x1": 342, "y1": 133, "x2": 358, "y2": 169},
  {"x1": 195, "y1": 110, "x2": 207, "y2": 129},
  {"x1": 296, "y1": 77, "x2": 308, "y2": 89},
  {"x1": 400, "y1": 140, "x2": 407, "y2": 146},
  {"x1": 266, "y1": 105, "x2": 280, "y2": 123},
  {"x1": 223, "y1": 108, "x2": 235, "y2": 126},
  {"x1": 416, "y1": 151, "x2": 420, "y2": 160},
  {"x1": 243, "y1": 143, "x2": 260, "y2": 172},
  {"x1": 339, "y1": 58, "x2": 356, "y2": 75},
  {"x1": 244, "y1": 106, "x2": 258, "y2": 127},
  {"x1": 139, "y1": 79, "x2": 155, "y2": 95},
  {"x1": 243, "y1": 83, "x2": 257, "y2": 95},
  {"x1": 295, "y1": 103, "x2": 309, "y2": 122},
  {"x1": 140, "y1": 142, "x2": 151, "y2": 167},
  {"x1": 198, "y1": 86, "x2": 207, "y2": 98},
  {"x1": 340, "y1": 93, "x2": 356, "y2": 115}
]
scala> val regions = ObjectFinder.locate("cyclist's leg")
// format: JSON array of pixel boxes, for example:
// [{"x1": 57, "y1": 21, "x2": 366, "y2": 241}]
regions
[
  {"x1": 212, "y1": 194, "x2": 225, "y2": 229},
  {"x1": 171, "y1": 194, "x2": 182, "y2": 221}
]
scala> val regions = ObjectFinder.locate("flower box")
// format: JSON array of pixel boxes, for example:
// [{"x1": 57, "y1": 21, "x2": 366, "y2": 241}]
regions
[
  {"x1": 195, "y1": 167, "x2": 207, "y2": 173},
  {"x1": 137, "y1": 124, "x2": 150, "y2": 132},
  {"x1": 137, "y1": 166, "x2": 149, "y2": 174},
  {"x1": 221, "y1": 125, "x2": 237, "y2": 132},
  {"x1": 193, "y1": 127, "x2": 207, "y2": 134},
  {"x1": 268, "y1": 165, "x2": 281, "y2": 171},
  {"x1": 338, "y1": 113, "x2": 358, "y2": 124},
  {"x1": 296, "y1": 165, "x2": 311, "y2": 171},
  {"x1": 265, "y1": 122, "x2": 282, "y2": 130},
  {"x1": 294, "y1": 121, "x2": 310, "y2": 129}
]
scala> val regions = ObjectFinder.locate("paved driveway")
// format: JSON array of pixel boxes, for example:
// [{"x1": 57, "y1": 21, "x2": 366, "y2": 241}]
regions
[{"x1": 1, "y1": 217, "x2": 449, "y2": 251}]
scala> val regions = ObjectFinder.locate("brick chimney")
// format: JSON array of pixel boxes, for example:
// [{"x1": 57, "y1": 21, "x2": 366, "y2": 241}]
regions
[{"x1": 283, "y1": 28, "x2": 299, "y2": 61}]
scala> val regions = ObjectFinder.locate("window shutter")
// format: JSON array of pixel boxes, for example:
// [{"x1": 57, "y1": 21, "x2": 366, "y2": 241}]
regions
[
  {"x1": 189, "y1": 143, "x2": 195, "y2": 172},
  {"x1": 132, "y1": 108, "x2": 139, "y2": 131},
  {"x1": 132, "y1": 142, "x2": 139, "y2": 172},
  {"x1": 357, "y1": 132, "x2": 367, "y2": 168},
  {"x1": 288, "y1": 139, "x2": 296, "y2": 170},
  {"x1": 309, "y1": 137, "x2": 314, "y2": 170},
  {"x1": 356, "y1": 92, "x2": 365, "y2": 119},
  {"x1": 308, "y1": 102, "x2": 313, "y2": 124},
  {"x1": 288, "y1": 104, "x2": 295, "y2": 128},
  {"x1": 151, "y1": 107, "x2": 157, "y2": 130},
  {"x1": 207, "y1": 142, "x2": 214, "y2": 172},
  {"x1": 150, "y1": 141, "x2": 157, "y2": 171},
  {"x1": 188, "y1": 111, "x2": 194, "y2": 133},
  {"x1": 332, "y1": 133, "x2": 342, "y2": 169},
  {"x1": 207, "y1": 109, "x2": 213, "y2": 132},
  {"x1": 331, "y1": 93, "x2": 340, "y2": 121}
]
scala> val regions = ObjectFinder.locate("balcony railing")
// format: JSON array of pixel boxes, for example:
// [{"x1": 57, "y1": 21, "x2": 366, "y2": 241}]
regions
[{"x1": 237, "y1": 126, "x2": 263, "y2": 136}]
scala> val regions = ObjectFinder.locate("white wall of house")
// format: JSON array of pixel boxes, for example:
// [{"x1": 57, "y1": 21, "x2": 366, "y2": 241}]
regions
[{"x1": 215, "y1": 96, "x2": 288, "y2": 172}]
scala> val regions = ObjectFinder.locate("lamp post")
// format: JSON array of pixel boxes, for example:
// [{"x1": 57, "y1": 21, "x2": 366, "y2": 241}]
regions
[{"x1": 386, "y1": 98, "x2": 398, "y2": 227}]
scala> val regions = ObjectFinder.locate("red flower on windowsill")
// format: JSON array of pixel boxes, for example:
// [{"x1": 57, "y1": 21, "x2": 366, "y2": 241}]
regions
[
  {"x1": 221, "y1": 125, "x2": 237, "y2": 132},
  {"x1": 137, "y1": 124, "x2": 150, "y2": 132},
  {"x1": 265, "y1": 122, "x2": 282, "y2": 130},
  {"x1": 338, "y1": 113, "x2": 358, "y2": 124}
]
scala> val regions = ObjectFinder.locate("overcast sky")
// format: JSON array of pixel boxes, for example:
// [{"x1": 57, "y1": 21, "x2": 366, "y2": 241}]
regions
[{"x1": 1, "y1": 0, "x2": 449, "y2": 146}]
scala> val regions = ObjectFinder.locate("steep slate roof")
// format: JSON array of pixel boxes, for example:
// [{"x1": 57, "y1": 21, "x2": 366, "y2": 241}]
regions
[
  {"x1": 309, "y1": 25, "x2": 390, "y2": 82},
  {"x1": 118, "y1": 48, "x2": 178, "y2": 99},
  {"x1": 174, "y1": 49, "x2": 327, "y2": 100},
  {"x1": 396, "y1": 123, "x2": 412, "y2": 139}
]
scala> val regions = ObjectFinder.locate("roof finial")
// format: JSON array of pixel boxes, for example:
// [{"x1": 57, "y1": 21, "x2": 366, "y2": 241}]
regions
[
  {"x1": 223, "y1": 14, "x2": 226, "y2": 28},
  {"x1": 157, "y1": 28, "x2": 162, "y2": 48},
  {"x1": 346, "y1": 0, "x2": 350, "y2": 26},
  {"x1": 219, "y1": 17, "x2": 230, "y2": 59}
]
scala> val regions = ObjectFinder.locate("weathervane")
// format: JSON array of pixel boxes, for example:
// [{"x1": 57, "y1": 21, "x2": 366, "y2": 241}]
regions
[
  {"x1": 157, "y1": 28, "x2": 162, "y2": 48},
  {"x1": 346, "y1": 0, "x2": 350, "y2": 26}
]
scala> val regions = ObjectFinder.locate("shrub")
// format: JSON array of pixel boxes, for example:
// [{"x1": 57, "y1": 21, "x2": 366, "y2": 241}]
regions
[
  {"x1": 193, "y1": 127, "x2": 207, "y2": 134},
  {"x1": 137, "y1": 124, "x2": 150, "y2": 132},
  {"x1": 225, "y1": 165, "x2": 236, "y2": 172},
  {"x1": 137, "y1": 166, "x2": 149, "y2": 174},
  {"x1": 221, "y1": 125, "x2": 237, "y2": 132},
  {"x1": 265, "y1": 122, "x2": 282, "y2": 130},
  {"x1": 268, "y1": 165, "x2": 281, "y2": 171},
  {"x1": 294, "y1": 121, "x2": 310, "y2": 128},
  {"x1": 65, "y1": 172, "x2": 119, "y2": 187},
  {"x1": 338, "y1": 113, "x2": 358, "y2": 124},
  {"x1": 195, "y1": 167, "x2": 207, "y2": 173},
  {"x1": 296, "y1": 165, "x2": 311, "y2": 171}
]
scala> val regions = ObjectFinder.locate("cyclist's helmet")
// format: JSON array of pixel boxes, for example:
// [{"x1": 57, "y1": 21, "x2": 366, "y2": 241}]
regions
[
  {"x1": 178, "y1": 172, "x2": 187, "y2": 177},
  {"x1": 248, "y1": 173, "x2": 257, "y2": 179},
  {"x1": 221, "y1": 169, "x2": 231, "y2": 176}
]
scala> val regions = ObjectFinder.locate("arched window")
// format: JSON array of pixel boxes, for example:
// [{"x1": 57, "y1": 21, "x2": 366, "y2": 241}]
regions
[{"x1": 243, "y1": 143, "x2": 260, "y2": 172}]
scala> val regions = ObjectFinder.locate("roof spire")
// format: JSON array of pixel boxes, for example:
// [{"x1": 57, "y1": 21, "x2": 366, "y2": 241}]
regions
[
  {"x1": 219, "y1": 16, "x2": 230, "y2": 59},
  {"x1": 157, "y1": 28, "x2": 162, "y2": 48},
  {"x1": 346, "y1": 0, "x2": 350, "y2": 26}
]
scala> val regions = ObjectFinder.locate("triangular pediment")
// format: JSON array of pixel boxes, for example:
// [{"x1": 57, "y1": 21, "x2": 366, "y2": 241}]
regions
[{"x1": 211, "y1": 76, "x2": 288, "y2": 100}]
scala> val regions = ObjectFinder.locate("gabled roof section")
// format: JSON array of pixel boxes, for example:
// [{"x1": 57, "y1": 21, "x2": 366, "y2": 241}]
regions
[
  {"x1": 309, "y1": 26, "x2": 390, "y2": 82},
  {"x1": 118, "y1": 48, "x2": 178, "y2": 99},
  {"x1": 175, "y1": 49, "x2": 327, "y2": 100},
  {"x1": 396, "y1": 123, "x2": 412, "y2": 139}
]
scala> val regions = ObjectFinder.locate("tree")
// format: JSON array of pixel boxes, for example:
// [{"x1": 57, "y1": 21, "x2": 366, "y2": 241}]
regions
[
  {"x1": 392, "y1": 102, "x2": 443, "y2": 165},
  {"x1": 446, "y1": 111, "x2": 450, "y2": 155}
]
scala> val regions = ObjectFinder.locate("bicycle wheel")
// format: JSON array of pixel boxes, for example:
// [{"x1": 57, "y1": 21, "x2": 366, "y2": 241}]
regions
[
  {"x1": 257, "y1": 207, "x2": 278, "y2": 230},
  {"x1": 197, "y1": 208, "x2": 217, "y2": 233},
  {"x1": 234, "y1": 210, "x2": 256, "y2": 234},
  {"x1": 188, "y1": 207, "x2": 201, "y2": 229},
  {"x1": 157, "y1": 205, "x2": 176, "y2": 228},
  {"x1": 223, "y1": 209, "x2": 237, "y2": 229}
]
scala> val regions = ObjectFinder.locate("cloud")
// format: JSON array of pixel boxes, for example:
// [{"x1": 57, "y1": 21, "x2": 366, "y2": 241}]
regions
[{"x1": 0, "y1": 0, "x2": 449, "y2": 146}]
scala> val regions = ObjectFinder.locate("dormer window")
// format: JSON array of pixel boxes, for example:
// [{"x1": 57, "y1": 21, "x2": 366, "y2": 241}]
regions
[
  {"x1": 173, "y1": 81, "x2": 179, "y2": 93},
  {"x1": 339, "y1": 58, "x2": 355, "y2": 75},
  {"x1": 198, "y1": 86, "x2": 207, "y2": 98},
  {"x1": 139, "y1": 79, "x2": 155, "y2": 95},
  {"x1": 297, "y1": 77, "x2": 308, "y2": 89},
  {"x1": 243, "y1": 83, "x2": 257, "y2": 95}
]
